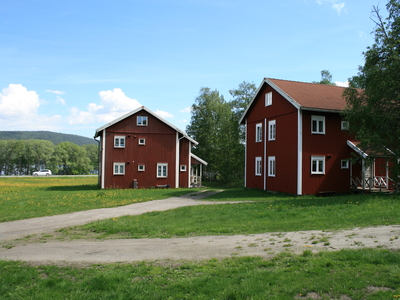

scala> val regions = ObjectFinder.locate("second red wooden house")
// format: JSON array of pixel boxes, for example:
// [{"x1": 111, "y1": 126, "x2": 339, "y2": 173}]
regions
[
  {"x1": 94, "y1": 106, "x2": 207, "y2": 189},
  {"x1": 240, "y1": 78, "x2": 393, "y2": 195}
]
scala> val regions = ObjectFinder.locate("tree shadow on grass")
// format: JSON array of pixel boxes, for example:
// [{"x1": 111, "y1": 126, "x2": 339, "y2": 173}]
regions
[{"x1": 46, "y1": 184, "x2": 100, "y2": 191}]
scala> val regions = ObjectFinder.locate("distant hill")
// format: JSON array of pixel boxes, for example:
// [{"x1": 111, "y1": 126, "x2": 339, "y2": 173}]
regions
[{"x1": 0, "y1": 131, "x2": 97, "y2": 146}]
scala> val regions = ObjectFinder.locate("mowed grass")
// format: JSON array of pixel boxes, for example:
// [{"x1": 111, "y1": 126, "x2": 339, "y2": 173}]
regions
[
  {"x1": 0, "y1": 177, "x2": 202, "y2": 222},
  {"x1": 68, "y1": 190, "x2": 400, "y2": 239},
  {"x1": 1, "y1": 249, "x2": 400, "y2": 299}
]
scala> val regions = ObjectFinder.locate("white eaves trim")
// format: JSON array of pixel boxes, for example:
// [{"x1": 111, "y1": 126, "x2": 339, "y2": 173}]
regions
[
  {"x1": 347, "y1": 140, "x2": 368, "y2": 159},
  {"x1": 191, "y1": 153, "x2": 208, "y2": 166},
  {"x1": 94, "y1": 106, "x2": 198, "y2": 145},
  {"x1": 239, "y1": 78, "x2": 302, "y2": 125}
]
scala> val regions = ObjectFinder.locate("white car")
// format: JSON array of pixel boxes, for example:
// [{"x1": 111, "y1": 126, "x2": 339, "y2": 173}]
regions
[{"x1": 33, "y1": 169, "x2": 52, "y2": 176}]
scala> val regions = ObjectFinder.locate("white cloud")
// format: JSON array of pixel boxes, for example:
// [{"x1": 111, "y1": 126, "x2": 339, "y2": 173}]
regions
[
  {"x1": 56, "y1": 96, "x2": 66, "y2": 105},
  {"x1": 155, "y1": 110, "x2": 173, "y2": 118},
  {"x1": 332, "y1": 3, "x2": 346, "y2": 14},
  {"x1": 335, "y1": 81, "x2": 349, "y2": 87},
  {"x1": 46, "y1": 90, "x2": 65, "y2": 95},
  {"x1": 0, "y1": 84, "x2": 40, "y2": 119},
  {"x1": 0, "y1": 84, "x2": 62, "y2": 131},
  {"x1": 179, "y1": 119, "x2": 188, "y2": 123},
  {"x1": 68, "y1": 88, "x2": 142, "y2": 125},
  {"x1": 180, "y1": 107, "x2": 192, "y2": 113},
  {"x1": 316, "y1": 0, "x2": 347, "y2": 14}
]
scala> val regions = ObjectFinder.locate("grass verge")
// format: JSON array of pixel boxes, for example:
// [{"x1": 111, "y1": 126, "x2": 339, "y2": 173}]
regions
[
  {"x1": 1, "y1": 249, "x2": 399, "y2": 299},
  {"x1": 63, "y1": 191, "x2": 400, "y2": 239},
  {"x1": 0, "y1": 177, "x2": 202, "y2": 222}
]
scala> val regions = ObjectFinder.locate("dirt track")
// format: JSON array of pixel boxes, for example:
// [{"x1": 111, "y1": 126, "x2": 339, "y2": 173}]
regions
[{"x1": 1, "y1": 191, "x2": 399, "y2": 265}]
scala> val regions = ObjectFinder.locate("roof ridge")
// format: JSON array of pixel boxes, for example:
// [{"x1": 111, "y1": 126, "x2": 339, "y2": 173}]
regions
[{"x1": 267, "y1": 78, "x2": 346, "y2": 89}]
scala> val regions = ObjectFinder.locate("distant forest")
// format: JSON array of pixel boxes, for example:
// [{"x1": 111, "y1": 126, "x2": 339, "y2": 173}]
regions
[{"x1": 0, "y1": 131, "x2": 97, "y2": 146}]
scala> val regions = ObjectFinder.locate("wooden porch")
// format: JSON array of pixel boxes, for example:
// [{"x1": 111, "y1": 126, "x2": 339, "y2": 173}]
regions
[{"x1": 350, "y1": 176, "x2": 393, "y2": 193}]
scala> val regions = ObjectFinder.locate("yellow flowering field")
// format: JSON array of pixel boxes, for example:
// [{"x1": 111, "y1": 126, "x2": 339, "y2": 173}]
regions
[{"x1": 0, "y1": 177, "x2": 198, "y2": 222}]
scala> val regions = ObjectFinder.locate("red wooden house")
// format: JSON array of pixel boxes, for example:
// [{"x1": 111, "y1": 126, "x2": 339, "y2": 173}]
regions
[
  {"x1": 94, "y1": 106, "x2": 207, "y2": 189},
  {"x1": 240, "y1": 78, "x2": 392, "y2": 195}
]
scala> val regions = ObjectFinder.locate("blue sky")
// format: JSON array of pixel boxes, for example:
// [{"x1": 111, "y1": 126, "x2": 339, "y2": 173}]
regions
[{"x1": 0, "y1": 0, "x2": 381, "y2": 138}]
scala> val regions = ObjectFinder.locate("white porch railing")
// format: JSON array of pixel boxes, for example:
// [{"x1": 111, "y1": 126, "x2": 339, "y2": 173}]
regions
[
  {"x1": 351, "y1": 176, "x2": 392, "y2": 190},
  {"x1": 190, "y1": 175, "x2": 202, "y2": 187}
]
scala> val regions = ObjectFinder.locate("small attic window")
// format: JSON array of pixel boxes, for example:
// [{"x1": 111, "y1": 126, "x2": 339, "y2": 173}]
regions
[
  {"x1": 137, "y1": 116, "x2": 148, "y2": 126},
  {"x1": 265, "y1": 92, "x2": 272, "y2": 106}
]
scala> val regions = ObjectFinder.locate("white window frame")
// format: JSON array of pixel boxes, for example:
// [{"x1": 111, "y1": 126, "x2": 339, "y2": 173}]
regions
[
  {"x1": 311, "y1": 156, "x2": 325, "y2": 174},
  {"x1": 341, "y1": 159, "x2": 349, "y2": 169},
  {"x1": 157, "y1": 163, "x2": 168, "y2": 178},
  {"x1": 265, "y1": 92, "x2": 272, "y2": 106},
  {"x1": 180, "y1": 165, "x2": 187, "y2": 172},
  {"x1": 268, "y1": 120, "x2": 276, "y2": 141},
  {"x1": 268, "y1": 156, "x2": 276, "y2": 177},
  {"x1": 138, "y1": 138, "x2": 146, "y2": 145},
  {"x1": 255, "y1": 157, "x2": 262, "y2": 176},
  {"x1": 341, "y1": 121, "x2": 349, "y2": 131},
  {"x1": 137, "y1": 116, "x2": 148, "y2": 126},
  {"x1": 255, "y1": 123, "x2": 262, "y2": 142},
  {"x1": 114, "y1": 136, "x2": 126, "y2": 148},
  {"x1": 138, "y1": 165, "x2": 145, "y2": 172},
  {"x1": 311, "y1": 115, "x2": 325, "y2": 134},
  {"x1": 113, "y1": 163, "x2": 125, "y2": 175}
]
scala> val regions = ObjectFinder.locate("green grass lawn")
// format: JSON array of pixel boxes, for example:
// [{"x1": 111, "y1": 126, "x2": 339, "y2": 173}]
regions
[
  {"x1": 1, "y1": 249, "x2": 400, "y2": 299},
  {"x1": 1, "y1": 177, "x2": 400, "y2": 299},
  {"x1": 0, "y1": 177, "x2": 202, "y2": 222},
  {"x1": 60, "y1": 189, "x2": 400, "y2": 239}
]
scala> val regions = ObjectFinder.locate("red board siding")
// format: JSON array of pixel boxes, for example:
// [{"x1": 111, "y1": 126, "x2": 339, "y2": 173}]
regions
[
  {"x1": 245, "y1": 83, "x2": 299, "y2": 194},
  {"x1": 301, "y1": 111, "x2": 353, "y2": 194},
  {"x1": 102, "y1": 111, "x2": 180, "y2": 189}
]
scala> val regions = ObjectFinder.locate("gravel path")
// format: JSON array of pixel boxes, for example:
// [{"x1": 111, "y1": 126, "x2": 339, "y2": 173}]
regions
[{"x1": 1, "y1": 190, "x2": 399, "y2": 265}]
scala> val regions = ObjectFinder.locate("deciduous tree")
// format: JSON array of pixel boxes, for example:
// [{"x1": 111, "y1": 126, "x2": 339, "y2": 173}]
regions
[{"x1": 343, "y1": 0, "x2": 400, "y2": 177}]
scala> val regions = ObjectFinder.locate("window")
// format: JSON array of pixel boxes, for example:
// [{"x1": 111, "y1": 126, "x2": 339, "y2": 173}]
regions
[
  {"x1": 137, "y1": 116, "x2": 148, "y2": 126},
  {"x1": 341, "y1": 160, "x2": 349, "y2": 169},
  {"x1": 268, "y1": 120, "x2": 276, "y2": 141},
  {"x1": 157, "y1": 163, "x2": 168, "y2": 178},
  {"x1": 138, "y1": 138, "x2": 145, "y2": 145},
  {"x1": 138, "y1": 165, "x2": 145, "y2": 172},
  {"x1": 311, "y1": 156, "x2": 325, "y2": 174},
  {"x1": 113, "y1": 163, "x2": 125, "y2": 175},
  {"x1": 180, "y1": 165, "x2": 187, "y2": 172},
  {"x1": 255, "y1": 123, "x2": 262, "y2": 142},
  {"x1": 341, "y1": 121, "x2": 349, "y2": 130},
  {"x1": 311, "y1": 115, "x2": 325, "y2": 134},
  {"x1": 255, "y1": 157, "x2": 262, "y2": 176},
  {"x1": 265, "y1": 92, "x2": 272, "y2": 106},
  {"x1": 114, "y1": 136, "x2": 125, "y2": 148},
  {"x1": 268, "y1": 156, "x2": 276, "y2": 177}
]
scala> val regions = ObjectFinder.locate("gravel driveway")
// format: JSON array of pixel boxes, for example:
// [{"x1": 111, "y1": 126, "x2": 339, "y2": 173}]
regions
[{"x1": 1, "y1": 190, "x2": 399, "y2": 265}]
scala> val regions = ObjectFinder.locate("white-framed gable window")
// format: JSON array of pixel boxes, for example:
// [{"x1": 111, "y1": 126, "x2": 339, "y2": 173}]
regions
[
  {"x1": 255, "y1": 157, "x2": 262, "y2": 176},
  {"x1": 311, "y1": 115, "x2": 325, "y2": 134},
  {"x1": 255, "y1": 123, "x2": 262, "y2": 142},
  {"x1": 268, "y1": 120, "x2": 276, "y2": 141},
  {"x1": 157, "y1": 163, "x2": 168, "y2": 178},
  {"x1": 114, "y1": 136, "x2": 126, "y2": 148},
  {"x1": 180, "y1": 165, "x2": 187, "y2": 172},
  {"x1": 265, "y1": 92, "x2": 272, "y2": 106},
  {"x1": 138, "y1": 138, "x2": 145, "y2": 145},
  {"x1": 268, "y1": 156, "x2": 276, "y2": 177},
  {"x1": 311, "y1": 156, "x2": 325, "y2": 174},
  {"x1": 341, "y1": 121, "x2": 349, "y2": 131},
  {"x1": 138, "y1": 165, "x2": 145, "y2": 172},
  {"x1": 341, "y1": 160, "x2": 349, "y2": 169},
  {"x1": 137, "y1": 116, "x2": 148, "y2": 126},
  {"x1": 113, "y1": 162, "x2": 125, "y2": 175}
]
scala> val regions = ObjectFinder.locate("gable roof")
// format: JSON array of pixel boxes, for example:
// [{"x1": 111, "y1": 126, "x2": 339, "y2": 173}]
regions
[
  {"x1": 94, "y1": 106, "x2": 198, "y2": 145},
  {"x1": 240, "y1": 78, "x2": 351, "y2": 124}
]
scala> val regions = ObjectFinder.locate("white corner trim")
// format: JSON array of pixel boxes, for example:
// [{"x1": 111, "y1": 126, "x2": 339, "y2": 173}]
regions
[
  {"x1": 101, "y1": 129, "x2": 106, "y2": 189},
  {"x1": 297, "y1": 110, "x2": 302, "y2": 195}
]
